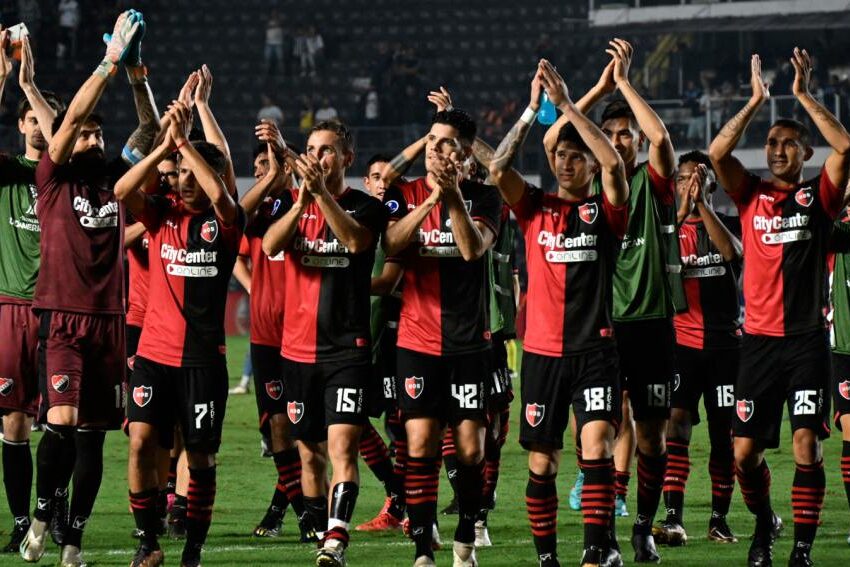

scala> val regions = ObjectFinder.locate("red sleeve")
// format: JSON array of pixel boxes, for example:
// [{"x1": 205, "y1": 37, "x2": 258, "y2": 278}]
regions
[
  {"x1": 646, "y1": 162, "x2": 675, "y2": 206},
  {"x1": 238, "y1": 235, "x2": 250, "y2": 257},
  {"x1": 818, "y1": 166, "x2": 843, "y2": 219},
  {"x1": 134, "y1": 196, "x2": 165, "y2": 232},
  {"x1": 508, "y1": 183, "x2": 537, "y2": 231},
  {"x1": 729, "y1": 172, "x2": 761, "y2": 206},
  {"x1": 35, "y1": 153, "x2": 62, "y2": 199},
  {"x1": 602, "y1": 192, "x2": 629, "y2": 239}
]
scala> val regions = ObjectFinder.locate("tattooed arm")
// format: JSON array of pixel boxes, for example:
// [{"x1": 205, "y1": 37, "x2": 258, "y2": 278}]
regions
[
  {"x1": 709, "y1": 54, "x2": 768, "y2": 198},
  {"x1": 121, "y1": 65, "x2": 161, "y2": 166},
  {"x1": 791, "y1": 48, "x2": 850, "y2": 190},
  {"x1": 381, "y1": 135, "x2": 427, "y2": 188},
  {"x1": 472, "y1": 138, "x2": 495, "y2": 172},
  {"x1": 488, "y1": 70, "x2": 544, "y2": 206}
]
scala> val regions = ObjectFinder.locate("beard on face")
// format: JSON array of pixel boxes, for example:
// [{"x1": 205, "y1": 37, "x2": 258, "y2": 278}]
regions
[
  {"x1": 29, "y1": 133, "x2": 47, "y2": 151},
  {"x1": 72, "y1": 147, "x2": 107, "y2": 170}
]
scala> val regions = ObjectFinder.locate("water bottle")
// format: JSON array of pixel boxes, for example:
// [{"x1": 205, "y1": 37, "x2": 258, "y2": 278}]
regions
[{"x1": 537, "y1": 93, "x2": 557, "y2": 125}]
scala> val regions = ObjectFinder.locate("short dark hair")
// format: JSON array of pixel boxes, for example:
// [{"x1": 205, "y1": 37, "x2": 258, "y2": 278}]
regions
[
  {"x1": 190, "y1": 141, "x2": 228, "y2": 176},
  {"x1": 366, "y1": 153, "x2": 393, "y2": 170},
  {"x1": 555, "y1": 123, "x2": 590, "y2": 154},
  {"x1": 678, "y1": 149, "x2": 713, "y2": 171},
  {"x1": 309, "y1": 120, "x2": 354, "y2": 153},
  {"x1": 432, "y1": 109, "x2": 477, "y2": 146},
  {"x1": 600, "y1": 99, "x2": 637, "y2": 128},
  {"x1": 18, "y1": 90, "x2": 64, "y2": 121},
  {"x1": 51, "y1": 111, "x2": 103, "y2": 135},
  {"x1": 769, "y1": 118, "x2": 811, "y2": 147}
]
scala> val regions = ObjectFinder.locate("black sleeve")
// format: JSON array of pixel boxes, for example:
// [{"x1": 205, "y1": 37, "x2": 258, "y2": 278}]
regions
[
  {"x1": 468, "y1": 181, "x2": 503, "y2": 237},
  {"x1": 107, "y1": 157, "x2": 130, "y2": 190},
  {"x1": 718, "y1": 213, "x2": 742, "y2": 239},
  {"x1": 382, "y1": 184, "x2": 408, "y2": 221},
  {"x1": 354, "y1": 193, "x2": 390, "y2": 235},
  {"x1": 276, "y1": 189, "x2": 296, "y2": 215}
]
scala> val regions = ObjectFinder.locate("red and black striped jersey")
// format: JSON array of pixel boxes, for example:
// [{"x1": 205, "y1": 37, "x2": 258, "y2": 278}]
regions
[
  {"x1": 383, "y1": 177, "x2": 502, "y2": 356},
  {"x1": 673, "y1": 215, "x2": 742, "y2": 350},
  {"x1": 732, "y1": 167, "x2": 841, "y2": 337},
  {"x1": 240, "y1": 196, "x2": 286, "y2": 348},
  {"x1": 135, "y1": 198, "x2": 245, "y2": 367},
  {"x1": 126, "y1": 224, "x2": 150, "y2": 328},
  {"x1": 280, "y1": 187, "x2": 388, "y2": 363},
  {"x1": 513, "y1": 184, "x2": 627, "y2": 356}
]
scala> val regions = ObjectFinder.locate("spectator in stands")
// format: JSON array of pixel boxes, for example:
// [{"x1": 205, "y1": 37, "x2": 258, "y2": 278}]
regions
[
  {"x1": 57, "y1": 0, "x2": 80, "y2": 60},
  {"x1": 306, "y1": 26, "x2": 324, "y2": 72},
  {"x1": 294, "y1": 25, "x2": 323, "y2": 77},
  {"x1": 298, "y1": 95, "x2": 315, "y2": 135},
  {"x1": 264, "y1": 12, "x2": 285, "y2": 77},
  {"x1": 257, "y1": 94, "x2": 284, "y2": 127},
  {"x1": 361, "y1": 87, "x2": 380, "y2": 126},
  {"x1": 315, "y1": 96, "x2": 338, "y2": 122}
]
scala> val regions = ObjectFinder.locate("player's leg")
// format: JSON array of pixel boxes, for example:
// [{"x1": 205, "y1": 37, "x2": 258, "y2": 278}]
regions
[
  {"x1": 168, "y1": 434, "x2": 189, "y2": 539},
  {"x1": 2, "y1": 412, "x2": 34, "y2": 552},
  {"x1": 568, "y1": 413, "x2": 584, "y2": 512},
  {"x1": 355, "y1": 420, "x2": 403, "y2": 531},
  {"x1": 315, "y1": 361, "x2": 371, "y2": 566},
  {"x1": 614, "y1": 388, "x2": 635, "y2": 519},
  {"x1": 127, "y1": 357, "x2": 170, "y2": 566},
  {"x1": 831, "y1": 352, "x2": 850, "y2": 544},
  {"x1": 440, "y1": 426, "x2": 460, "y2": 515},
  {"x1": 178, "y1": 362, "x2": 228, "y2": 567},
  {"x1": 705, "y1": 349, "x2": 738, "y2": 544}
]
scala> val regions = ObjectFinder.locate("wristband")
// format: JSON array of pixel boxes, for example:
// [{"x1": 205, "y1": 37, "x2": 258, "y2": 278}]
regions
[
  {"x1": 125, "y1": 64, "x2": 148, "y2": 85},
  {"x1": 520, "y1": 106, "x2": 538, "y2": 125},
  {"x1": 93, "y1": 58, "x2": 117, "y2": 80}
]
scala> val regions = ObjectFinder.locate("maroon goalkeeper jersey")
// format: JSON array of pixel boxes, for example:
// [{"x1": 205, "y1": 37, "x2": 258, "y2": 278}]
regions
[
  {"x1": 280, "y1": 187, "x2": 388, "y2": 363},
  {"x1": 732, "y1": 167, "x2": 841, "y2": 337},
  {"x1": 135, "y1": 197, "x2": 245, "y2": 367},
  {"x1": 33, "y1": 154, "x2": 125, "y2": 314},
  {"x1": 240, "y1": 196, "x2": 286, "y2": 348},
  {"x1": 383, "y1": 177, "x2": 502, "y2": 356},
  {"x1": 673, "y1": 215, "x2": 742, "y2": 349},
  {"x1": 513, "y1": 184, "x2": 627, "y2": 356}
]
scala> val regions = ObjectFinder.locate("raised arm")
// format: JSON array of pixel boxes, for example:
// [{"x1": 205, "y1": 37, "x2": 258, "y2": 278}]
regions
[
  {"x1": 240, "y1": 144, "x2": 281, "y2": 220},
  {"x1": 791, "y1": 47, "x2": 850, "y2": 189},
  {"x1": 381, "y1": 135, "x2": 427, "y2": 188},
  {"x1": 114, "y1": 127, "x2": 173, "y2": 218},
  {"x1": 436, "y1": 153, "x2": 495, "y2": 261},
  {"x1": 124, "y1": 222, "x2": 147, "y2": 249},
  {"x1": 488, "y1": 70, "x2": 543, "y2": 206},
  {"x1": 690, "y1": 165, "x2": 742, "y2": 261},
  {"x1": 708, "y1": 55, "x2": 769, "y2": 198},
  {"x1": 193, "y1": 65, "x2": 237, "y2": 196},
  {"x1": 607, "y1": 38, "x2": 675, "y2": 177},
  {"x1": 383, "y1": 187, "x2": 441, "y2": 257},
  {"x1": 541, "y1": 60, "x2": 628, "y2": 207},
  {"x1": 18, "y1": 36, "x2": 57, "y2": 145},
  {"x1": 262, "y1": 186, "x2": 311, "y2": 257},
  {"x1": 50, "y1": 12, "x2": 141, "y2": 165},
  {"x1": 542, "y1": 59, "x2": 616, "y2": 166},
  {"x1": 0, "y1": 29, "x2": 11, "y2": 106}
]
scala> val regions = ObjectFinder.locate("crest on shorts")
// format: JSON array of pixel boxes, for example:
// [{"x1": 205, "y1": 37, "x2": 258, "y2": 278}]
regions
[
  {"x1": 736, "y1": 399, "x2": 754, "y2": 422},
  {"x1": 404, "y1": 376, "x2": 424, "y2": 399},
  {"x1": 132, "y1": 386, "x2": 153, "y2": 408},
  {"x1": 525, "y1": 403, "x2": 545, "y2": 428},
  {"x1": 200, "y1": 219, "x2": 219, "y2": 243},
  {"x1": 795, "y1": 187, "x2": 813, "y2": 208},
  {"x1": 266, "y1": 380, "x2": 283, "y2": 401},
  {"x1": 578, "y1": 203, "x2": 598, "y2": 225},
  {"x1": 839, "y1": 380, "x2": 850, "y2": 401},
  {"x1": 0, "y1": 378, "x2": 13, "y2": 396},
  {"x1": 51, "y1": 374, "x2": 69, "y2": 393},
  {"x1": 287, "y1": 401, "x2": 304, "y2": 424}
]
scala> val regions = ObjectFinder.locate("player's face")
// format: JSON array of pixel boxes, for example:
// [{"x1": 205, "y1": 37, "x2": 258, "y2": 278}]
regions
[
  {"x1": 425, "y1": 123, "x2": 463, "y2": 174},
  {"x1": 178, "y1": 161, "x2": 211, "y2": 210},
  {"x1": 601, "y1": 117, "x2": 639, "y2": 165},
  {"x1": 554, "y1": 141, "x2": 596, "y2": 191},
  {"x1": 765, "y1": 126, "x2": 808, "y2": 180},
  {"x1": 18, "y1": 110, "x2": 46, "y2": 151},
  {"x1": 305, "y1": 130, "x2": 352, "y2": 186},
  {"x1": 364, "y1": 161, "x2": 389, "y2": 199},
  {"x1": 253, "y1": 153, "x2": 270, "y2": 180},
  {"x1": 157, "y1": 159, "x2": 179, "y2": 192},
  {"x1": 71, "y1": 121, "x2": 105, "y2": 162}
]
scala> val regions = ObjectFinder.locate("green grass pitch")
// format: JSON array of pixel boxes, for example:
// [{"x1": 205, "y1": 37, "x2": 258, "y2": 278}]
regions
[{"x1": 0, "y1": 335, "x2": 848, "y2": 566}]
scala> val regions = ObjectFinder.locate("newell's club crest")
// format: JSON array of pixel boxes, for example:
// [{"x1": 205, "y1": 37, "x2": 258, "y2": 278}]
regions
[
  {"x1": 795, "y1": 187, "x2": 813, "y2": 208},
  {"x1": 266, "y1": 380, "x2": 284, "y2": 401},
  {"x1": 0, "y1": 377, "x2": 13, "y2": 396},
  {"x1": 578, "y1": 202, "x2": 598, "y2": 224},
  {"x1": 736, "y1": 399, "x2": 754, "y2": 422},
  {"x1": 132, "y1": 386, "x2": 153, "y2": 407},
  {"x1": 839, "y1": 380, "x2": 850, "y2": 401},
  {"x1": 525, "y1": 403, "x2": 545, "y2": 428},
  {"x1": 200, "y1": 219, "x2": 219, "y2": 243},
  {"x1": 404, "y1": 376, "x2": 424, "y2": 399},
  {"x1": 51, "y1": 374, "x2": 70, "y2": 393},
  {"x1": 287, "y1": 401, "x2": 304, "y2": 424}
]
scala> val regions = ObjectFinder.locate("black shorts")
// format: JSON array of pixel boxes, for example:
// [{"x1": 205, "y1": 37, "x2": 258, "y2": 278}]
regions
[
  {"x1": 832, "y1": 352, "x2": 850, "y2": 430},
  {"x1": 519, "y1": 347, "x2": 621, "y2": 450},
  {"x1": 396, "y1": 347, "x2": 490, "y2": 424},
  {"x1": 127, "y1": 356, "x2": 228, "y2": 453},
  {"x1": 733, "y1": 331, "x2": 831, "y2": 449},
  {"x1": 614, "y1": 318, "x2": 675, "y2": 421},
  {"x1": 251, "y1": 343, "x2": 286, "y2": 429},
  {"x1": 672, "y1": 344, "x2": 739, "y2": 426},
  {"x1": 368, "y1": 325, "x2": 399, "y2": 418},
  {"x1": 488, "y1": 333, "x2": 514, "y2": 413},
  {"x1": 282, "y1": 357, "x2": 370, "y2": 443}
]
